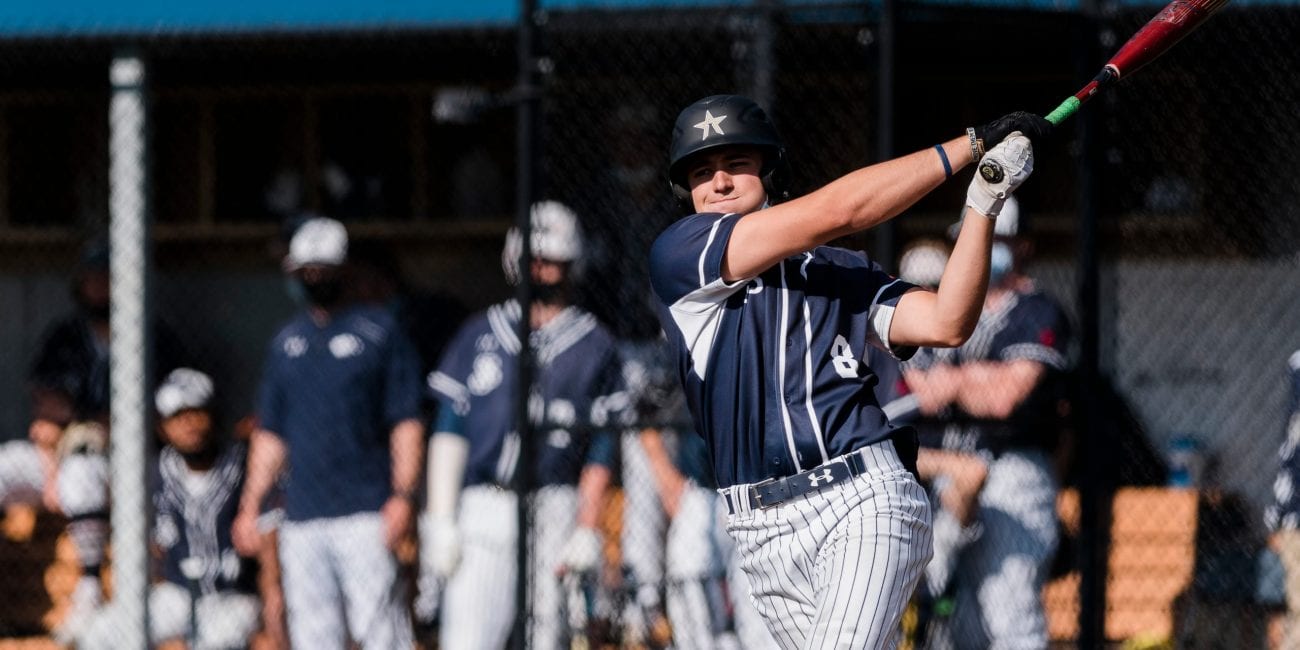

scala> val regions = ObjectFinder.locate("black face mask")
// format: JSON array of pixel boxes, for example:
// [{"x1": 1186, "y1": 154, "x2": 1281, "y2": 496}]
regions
[
  {"x1": 179, "y1": 444, "x2": 219, "y2": 468},
  {"x1": 301, "y1": 277, "x2": 344, "y2": 308},
  {"x1": 82, "y1": 303, "x2": 110, "y2": 321},
  {"x1": 532, "y1": 281, "x2": 571, "y2": 306}
]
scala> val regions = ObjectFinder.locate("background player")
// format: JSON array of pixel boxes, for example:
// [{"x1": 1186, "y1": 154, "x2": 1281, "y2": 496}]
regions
[
  {"x1": 420, "y1": 201, "x2": 622, "y2": 650},
  {"x1": 1265, "y1": 350, "x2": 1300, "y2": 648},
  {"x1": 648, "y1": 94, "x2": 1048, "y2": 648},
  {"x1": 232, "y1": 217, "x2": 424, "y2": 649},
  {"x1": 79, "y1": 368, "x2": 260, "y2": 649},
  {"x1": 618, "y1": 339, "x2": 778, "y2": 650},
  {"x1": 902, "y1": 197, "x2": 1072, "y2": 648}
]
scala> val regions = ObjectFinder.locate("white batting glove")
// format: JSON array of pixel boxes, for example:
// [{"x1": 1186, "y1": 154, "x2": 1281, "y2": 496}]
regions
[
  {"x1": 966, "y1": 132, "x2": 1034, "y2": 219},
  {"x1": 422, "y1": 513, "x2": 462, "y2": 579},
  {"x1": 559, "y1": 526, "x2": 603, "y2": 574}
]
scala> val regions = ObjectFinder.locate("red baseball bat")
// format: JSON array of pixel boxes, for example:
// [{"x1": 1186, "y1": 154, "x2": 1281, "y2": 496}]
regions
[{"x1": 1045, "y1": 0, "x2": 1230, "y2": 125}]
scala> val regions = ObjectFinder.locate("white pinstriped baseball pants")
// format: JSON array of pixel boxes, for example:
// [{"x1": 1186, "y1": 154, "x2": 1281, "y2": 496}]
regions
[
  {"x1": 720, "y1": 440, "x2": 932, "y2": 650},
  {"x1": 438, "y1": 484, "x2": 577, "y2": 650}
]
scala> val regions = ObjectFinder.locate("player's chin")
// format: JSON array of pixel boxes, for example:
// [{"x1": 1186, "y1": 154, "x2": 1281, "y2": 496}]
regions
[{"x1": 707, "y1": 196, "x2": 750, "y2": 213}]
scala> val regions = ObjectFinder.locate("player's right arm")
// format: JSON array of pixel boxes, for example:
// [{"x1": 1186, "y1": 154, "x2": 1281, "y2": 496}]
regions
[
  {"x1": 234, "y1": 344, "x2": 288, "y2": 557},
  {"x1": 233, "y1": 428, "x2": 285, "y2": 557}
]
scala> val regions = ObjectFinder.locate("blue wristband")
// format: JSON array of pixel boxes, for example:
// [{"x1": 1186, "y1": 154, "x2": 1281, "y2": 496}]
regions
[{"x1": 934, "y1": 144, "x2": 952, "y2": 179}]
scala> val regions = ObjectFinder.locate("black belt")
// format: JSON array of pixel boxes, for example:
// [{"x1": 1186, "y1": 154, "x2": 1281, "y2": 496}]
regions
[{"x1": 725, "y1": 448, "x2": 875, "y2": 515}]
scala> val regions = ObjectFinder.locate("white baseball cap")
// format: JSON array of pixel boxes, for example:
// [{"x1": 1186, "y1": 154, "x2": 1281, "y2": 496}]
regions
[
  {"x1": 155, "y1": 368, "x2": 215, "y2": 418},
  {"x1": 898, "y1": 240, "x2": 949, "y2": 288},
  {"x1": 948, "y1": 195, "x2": 1020, "y2": 240},
  {"x1": 284, "y1": 217, "x2": 348, "y2": 271}
]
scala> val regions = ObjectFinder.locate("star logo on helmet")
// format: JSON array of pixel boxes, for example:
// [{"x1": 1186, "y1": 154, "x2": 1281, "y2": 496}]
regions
[{"x1": 694, "y1": 110, "x2": 727, "y2": 141}]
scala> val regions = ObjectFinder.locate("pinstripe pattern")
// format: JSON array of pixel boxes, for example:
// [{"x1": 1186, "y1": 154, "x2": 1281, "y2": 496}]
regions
[
  {"x1": 439, "y1": 485, "x2": 579, "y2": 650},
  {"x1": 721, "y1": 441, "x2": 932, "y2": 649}
]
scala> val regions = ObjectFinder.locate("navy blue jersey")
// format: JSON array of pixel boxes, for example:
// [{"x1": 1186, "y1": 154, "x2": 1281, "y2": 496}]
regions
[
  {"x1": 649, "y1": 212, "x2": 918, "y2": 488},
  {"x1": 1265, "y1": 351, "x2": 1300, "y2": 532},
  {"x1": 153, "y1": 442, "x2": 256, "y2": 595},
  {"x1": 428, "y1": 301, "x2": 622, "y2": 488},
  {"x1": 257, "y1": 305, "x2": 422, "y2": 521}
]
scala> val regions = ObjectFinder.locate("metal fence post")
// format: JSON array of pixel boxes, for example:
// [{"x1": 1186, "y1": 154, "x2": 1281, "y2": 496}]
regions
[{"x1": 108, "y1": 50, "x2": 151, "y2": 650}]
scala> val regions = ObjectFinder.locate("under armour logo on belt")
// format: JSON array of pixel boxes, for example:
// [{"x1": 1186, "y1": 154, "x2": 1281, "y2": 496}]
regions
[{"x1": 808, "y1": 468, "x2": 835, "y2": 487}]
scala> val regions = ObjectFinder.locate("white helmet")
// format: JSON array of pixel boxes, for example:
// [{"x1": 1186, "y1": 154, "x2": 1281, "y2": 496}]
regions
[{"x1": 502, "y1": 201, "x2": 585, "y2": 285}]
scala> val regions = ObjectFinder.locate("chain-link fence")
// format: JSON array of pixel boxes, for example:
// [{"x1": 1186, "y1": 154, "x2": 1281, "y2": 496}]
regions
[{"x1": 0, "y1": 1, "x2": 1298, "y2": 648}]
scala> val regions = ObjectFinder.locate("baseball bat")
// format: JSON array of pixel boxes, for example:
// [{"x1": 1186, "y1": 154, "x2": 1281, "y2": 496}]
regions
[{"x1": 1044, "y1": 0, "x2": 1230, "y2": 125}]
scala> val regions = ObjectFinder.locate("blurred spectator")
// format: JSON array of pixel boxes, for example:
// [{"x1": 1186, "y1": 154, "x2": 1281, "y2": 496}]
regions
[
  {"x1": 872, "y1": 238, "x2": 990, "y2": 611},
  {"x1": 417, "y1": 201, "x2": 619, "y2": 650},
  {"x1": 232, "y1": 217, "x2": 424, "y2": 649},
  {"x1": 21, "y1": 240, "x2": 193, "y2": 642},
  {"x1": 902, "y1": 198, "x2": 1072, "y2": 648},
  {"x1": 78, "y1": 369, "x2": 259, "y2": 649},
  {"x1": 1264, "y1": 350, "x2": 1300, "y2": 648},
  {"x1": 619, "y1": 338, "x2": 779, "y2": 650}
]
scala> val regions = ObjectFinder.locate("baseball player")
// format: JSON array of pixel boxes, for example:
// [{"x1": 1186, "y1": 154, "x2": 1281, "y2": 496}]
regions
[
  {"x1": 232, "y1": 217, "x2": 425, "y2": 649},
  {"x1": 1264, "y1": 350, "x2": 1300, "y2": 648},
  {"x1": 648, "y1": 94, "x2": 1050, "y2": 648},
  {"x1": 902, "y1": 198, "x2": 1072, "y2": 648},
  {"x1": 419, "y1": 201, "x2": 622, "y2": 650},
  {"x1": 79, "y1": 368, "x2": 260, "y2": 649},
  {"x1": 17, "y1": 241, "x2": 190, "y2": 642},
  {"x1": 619, "y1": 338, "x2": 778, "y2": 650}
]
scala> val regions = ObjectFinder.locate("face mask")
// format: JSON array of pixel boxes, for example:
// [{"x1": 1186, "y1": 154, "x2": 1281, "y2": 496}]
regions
[
  {"x1": 284, "y1": 275, "x2": 308, "y2": 306},
  {"x1": 990, "y1": 242, "x2": 1013, "y2": 284},
  {"x1": 301, "y1": 277, "x2": 344, "y2": 308}
]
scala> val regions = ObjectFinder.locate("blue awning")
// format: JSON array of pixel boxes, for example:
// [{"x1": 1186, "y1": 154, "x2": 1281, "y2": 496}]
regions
[{"x1": 0, "y1": 0, "x2": 1273, "y2": 38}]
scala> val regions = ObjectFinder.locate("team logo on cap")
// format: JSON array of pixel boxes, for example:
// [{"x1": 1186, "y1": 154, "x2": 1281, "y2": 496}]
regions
[{"x1": 694, "y1": 110, "x2": 727, "y2": 141}]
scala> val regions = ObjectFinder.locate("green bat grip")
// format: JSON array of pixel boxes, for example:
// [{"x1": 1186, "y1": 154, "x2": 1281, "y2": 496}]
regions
[{"x1": 1045, "y1": 96, "x2": 1081, "y2": 126}]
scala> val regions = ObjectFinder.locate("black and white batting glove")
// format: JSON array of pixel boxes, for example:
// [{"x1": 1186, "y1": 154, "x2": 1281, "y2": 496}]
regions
[
  {"x1": 970, "y1": 111, "x2": 1052, "y2": 158},
  {"x1": 967, "y1": 133, "x2": 1034, "y2": 219}
]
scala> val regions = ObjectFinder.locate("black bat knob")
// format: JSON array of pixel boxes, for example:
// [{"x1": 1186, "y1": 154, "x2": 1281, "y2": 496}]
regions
[{"x1": 979, "y1": 160, "x2": 1004, "y2": 184}]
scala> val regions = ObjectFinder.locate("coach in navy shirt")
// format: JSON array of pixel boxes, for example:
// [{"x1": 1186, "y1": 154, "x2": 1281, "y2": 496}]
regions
[
  {"x1": 233, "y1": 217, "x2": 424, "y2": 650},
  {"x1": 648, "y1": 94, "x2": 1050, "y2": 648}
]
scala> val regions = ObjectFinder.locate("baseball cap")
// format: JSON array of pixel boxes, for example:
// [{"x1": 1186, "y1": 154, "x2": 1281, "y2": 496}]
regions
[
  {"x1": 283, "y1": 217, "x2": 348, "y2": 271},
  {"x1": 948, "y1": 195, "x2": 1021, "y2": 240},
  {"x1": 155, "y1": 368, "x2": 215, "y2": 418},
  {"x1": 898, "y1": 240, "x2": 949, "y2": 288}
]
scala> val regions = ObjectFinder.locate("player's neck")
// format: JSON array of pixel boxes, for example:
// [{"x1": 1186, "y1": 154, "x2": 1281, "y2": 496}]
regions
[{"x1": 530, "y1": 301, "x2": 565, "y2": 328}]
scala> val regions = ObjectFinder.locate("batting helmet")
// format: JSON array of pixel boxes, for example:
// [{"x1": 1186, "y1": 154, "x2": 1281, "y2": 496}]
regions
[
  {"x1": 502, "y1": 200, "x2": 586, "y2": 285},
  {"x1": 667, "y1": 94, "x2": 789, "y2": 212}
]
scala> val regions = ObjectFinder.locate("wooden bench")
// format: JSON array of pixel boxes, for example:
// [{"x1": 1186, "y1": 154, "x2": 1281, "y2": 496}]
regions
[{"x1": 1044, "y1": 486, "x2": 1200, "y2": 643}]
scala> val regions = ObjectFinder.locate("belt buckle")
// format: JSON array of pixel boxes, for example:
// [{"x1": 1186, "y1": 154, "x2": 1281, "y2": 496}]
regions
[{"x1": 750, "y1": 476, "x2": 780, "y2": 510}]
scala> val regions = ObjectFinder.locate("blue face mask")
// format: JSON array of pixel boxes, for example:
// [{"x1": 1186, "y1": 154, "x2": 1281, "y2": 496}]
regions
[
  {"x1": 990, "y1": 242, "x2": 1013, "y2": 284},
  {"x1": 284, "y1": 275, "x2": 308, "y2": 306}
]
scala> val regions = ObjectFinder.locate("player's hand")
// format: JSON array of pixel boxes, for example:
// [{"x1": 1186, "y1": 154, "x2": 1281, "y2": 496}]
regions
[
  {"x1": 966, "y1": 133, "x2": 1033, "y2": 219},
  {"x1": 558, "y1": 526, "x2": 603, "y2": 576},
  {"x1": 381, "y1": 494, "x2": 415, "y2": 552},
  {"x1": 973, "y1": 111, "x2": 1052, "y2": 151},
  {"x1": 232, "y1": 508, "x2": 262, "y2": 557},
  {"x1": 423, "y1": 514, "x2": 462, "y2": 579}
]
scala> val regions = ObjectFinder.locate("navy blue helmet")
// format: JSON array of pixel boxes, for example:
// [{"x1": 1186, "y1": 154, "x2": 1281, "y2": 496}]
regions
[{"x1": 667, "y1": 94, "x2": 789, "y2": 212}]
